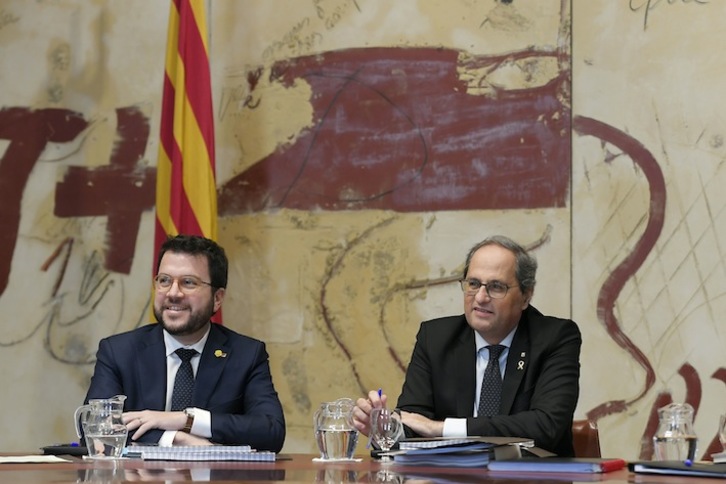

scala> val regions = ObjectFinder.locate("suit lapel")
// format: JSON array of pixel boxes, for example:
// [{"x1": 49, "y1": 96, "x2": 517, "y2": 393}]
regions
[
  {"x1": 501, "y1": 317, "x2": 530, "y2": 413},
  {"x1": 194, "y1": 324, "x2": 231, "y2": 407},
  {"x1": 456, "y1": 324, "x2": 477, "y2": 417},
  {"x1": 137, "y1": 326, "x2": 167, "y2": 410}
]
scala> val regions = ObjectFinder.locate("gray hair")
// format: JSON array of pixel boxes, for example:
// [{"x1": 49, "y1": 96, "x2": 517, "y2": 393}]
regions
[{"x1": 462, "y1": 235, "x2": 537, "y2": 293}]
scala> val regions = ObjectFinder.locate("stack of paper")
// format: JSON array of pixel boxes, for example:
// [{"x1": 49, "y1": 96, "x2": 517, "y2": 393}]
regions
[
  {"x1": 630, "y1": 460, "x2": 726, "y2": 478},
  {"x1": 392, "y1": 437, "x2": 533, "y2": 467},
  {"x1": 129, "y1": 445, "x2": 276, "y2": 462},
  {"x1": 0, "y1": 455, "x2": 72, "y2": 464},
  {"x1": 399, "y1": 436, "x2": 534, "y2": 450},
  {"x1": 393, "y1": 441, "x2": 493, "y2": 467}
]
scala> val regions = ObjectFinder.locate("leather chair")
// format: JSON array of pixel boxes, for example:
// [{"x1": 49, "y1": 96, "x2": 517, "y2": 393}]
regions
[{"x1": 572, "y1": 419, "x2": 601, "y2": 458}]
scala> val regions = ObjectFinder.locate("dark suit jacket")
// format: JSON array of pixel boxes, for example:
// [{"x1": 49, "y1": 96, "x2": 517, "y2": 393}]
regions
[
  {"x1": 396, "y1": 305, "x2": 581, "y2": 456},
  {"x1": 84, "y1": 323, "x2": 286, "y2": 452}
]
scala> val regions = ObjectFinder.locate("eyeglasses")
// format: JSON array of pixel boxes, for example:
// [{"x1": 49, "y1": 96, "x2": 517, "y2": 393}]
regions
[
  {"x1": 459, "y1": 279, "x2": 516, "y2": 299},
  {"x1": 153, "y1": 274, "x2": 213, "y2": 293}
]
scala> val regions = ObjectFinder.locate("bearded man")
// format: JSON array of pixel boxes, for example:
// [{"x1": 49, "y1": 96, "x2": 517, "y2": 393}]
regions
[{"x1": 83, "y1": 235, "x2": 285, "y2": 452}]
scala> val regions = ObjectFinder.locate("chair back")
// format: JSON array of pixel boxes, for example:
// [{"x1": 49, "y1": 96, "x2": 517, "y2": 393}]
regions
[{"x1": 572, "y1": 419, "x2": 601, "y2": 458}]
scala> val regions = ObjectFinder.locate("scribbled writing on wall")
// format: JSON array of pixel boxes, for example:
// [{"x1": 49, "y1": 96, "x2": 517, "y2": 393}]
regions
[
  {"x1": 629, "y1": 0, "x2": 710, "y2": 31},
  {"x1": 262, "y1": 17, "x2": 323, "y2": 61},
  {"x1": 313, "y1": 0, "x2": 361, "y2": 30}
]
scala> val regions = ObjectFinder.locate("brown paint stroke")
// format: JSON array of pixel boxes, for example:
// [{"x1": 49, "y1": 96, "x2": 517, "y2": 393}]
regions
[
  {"x1": 218, "y1": 46, "x2": 570, "y2": 215},
  {"x1": 573, "y1": 115, "x2": 666, "y2": 421},
  {"x1": 0, "y1": 108, "x2": 88, "y2": 295},
  {"x1": 318, "y1": 216, "x2": 397, "y2": 395},
  {"x1": 55, "y1": 106, "x2": 155, "y2": 274}
]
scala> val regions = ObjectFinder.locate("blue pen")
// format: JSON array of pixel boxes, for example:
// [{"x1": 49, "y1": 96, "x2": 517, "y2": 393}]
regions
[
  {"x1": 684, "y1": 459, "x2": 693, "y2": 467},
  {"x1": 366, "y1": 389, "x2": 383, "y2": 449}
]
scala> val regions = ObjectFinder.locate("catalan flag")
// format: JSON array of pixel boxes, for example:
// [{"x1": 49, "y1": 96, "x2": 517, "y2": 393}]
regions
[{"x1": 154, "y1": 0, "x2": 220, "y2": 320}]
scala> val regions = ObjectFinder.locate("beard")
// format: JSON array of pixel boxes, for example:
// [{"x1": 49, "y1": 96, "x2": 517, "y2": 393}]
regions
[{"x1": 154, "y1": 298, "x2": 215, "y2": 337}]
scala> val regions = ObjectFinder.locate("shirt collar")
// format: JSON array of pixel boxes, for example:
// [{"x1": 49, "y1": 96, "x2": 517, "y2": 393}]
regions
[
  {"x1": 474, "y1": 325, "x2": 517, "y2": 353},
  {"x1": 163, "y1": 326, "x2": 211, "y2": 357}
]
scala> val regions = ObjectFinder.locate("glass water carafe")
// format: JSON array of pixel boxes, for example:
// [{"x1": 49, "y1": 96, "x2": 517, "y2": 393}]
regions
[
  {"x1": 74, "y1": 395, "x2": 128, "y2": 459},
  {"x1": 652, "y1": 402, "x2": 698, "y2": 461},
  {"x1": 313, "y1": 397, "x2": 359, "y2": 460}
]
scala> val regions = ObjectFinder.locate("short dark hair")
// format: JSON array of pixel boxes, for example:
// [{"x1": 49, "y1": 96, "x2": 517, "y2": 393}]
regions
[
  {"x1": 462, "y1": 235, "x2": 537, "y2": 293},
  {"x1": 156, "y1": 235, "x2": 228, "y2": 289}
]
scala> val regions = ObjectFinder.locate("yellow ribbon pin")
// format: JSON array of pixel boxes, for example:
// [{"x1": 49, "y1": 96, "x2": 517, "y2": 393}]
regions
[{"x1": 214, "y1": 349, "x2": 227, "y2": 358}]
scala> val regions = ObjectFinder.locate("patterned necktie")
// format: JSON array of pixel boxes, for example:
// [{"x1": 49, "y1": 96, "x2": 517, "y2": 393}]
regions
[
  {"x1": 477, "y1": 344, "x2": 505, "y2": 417},
  {"x1": 171, "y1": 348, "x2": 198, "y2": 411}
]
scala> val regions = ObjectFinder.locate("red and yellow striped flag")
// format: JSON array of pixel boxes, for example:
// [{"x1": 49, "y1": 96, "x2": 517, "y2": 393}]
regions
[{"x1": 154, "y1": 0, "x2": 220, "y2": 321}]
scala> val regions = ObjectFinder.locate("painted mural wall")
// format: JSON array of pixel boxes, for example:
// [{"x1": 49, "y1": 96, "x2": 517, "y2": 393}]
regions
[
  {"x1": 573, "y1": 0, "x2": 726, "y2": 460},
  {"x1": 0, "y1": 0, "x2": 722, "y2": 460}
]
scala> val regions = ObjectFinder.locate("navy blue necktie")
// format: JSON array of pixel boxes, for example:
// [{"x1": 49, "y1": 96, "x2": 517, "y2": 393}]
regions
[
  {"x1": 171, "y1": 348, "x2": 197, "y2": 411},
  {"x1": 477, "y1": 345, "x2": 505, "y2": 417}
]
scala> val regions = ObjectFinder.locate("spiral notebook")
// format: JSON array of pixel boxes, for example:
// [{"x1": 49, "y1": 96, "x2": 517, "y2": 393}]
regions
[
  {"x1": 128, "y1": 445, "x2": 275, "y2": 462},
  {"x1": 399, "y1": 436, "x2": 534, "y2": 450}
]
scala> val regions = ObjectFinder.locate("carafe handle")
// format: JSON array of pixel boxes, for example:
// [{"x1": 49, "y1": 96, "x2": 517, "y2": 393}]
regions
[{"x1": 73, "y1": 404, "x2": 91, "y2": 439}]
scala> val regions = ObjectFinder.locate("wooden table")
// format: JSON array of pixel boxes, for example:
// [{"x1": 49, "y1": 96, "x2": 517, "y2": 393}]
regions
[{"x1": 0, "y1": 453, "x2": 716, "y2": 483}]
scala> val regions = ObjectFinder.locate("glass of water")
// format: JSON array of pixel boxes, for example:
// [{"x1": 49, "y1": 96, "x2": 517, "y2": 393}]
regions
[{"x1": 369, "y1": 408, "x2": 404, "y2": 461}]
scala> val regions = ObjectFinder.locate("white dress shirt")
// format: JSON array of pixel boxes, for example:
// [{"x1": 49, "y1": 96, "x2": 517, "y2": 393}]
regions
[
  {"x1": 442, "y1": 326, "x2": 517, "y2": 437},
  {"x1": 158, "y1": 328, "x2": 212, "y2": 446}
]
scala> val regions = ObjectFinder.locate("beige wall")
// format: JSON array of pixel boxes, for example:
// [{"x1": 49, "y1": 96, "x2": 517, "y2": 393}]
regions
[{"x1": 0, "y1": 0, "x2": 723, "y2": 460}]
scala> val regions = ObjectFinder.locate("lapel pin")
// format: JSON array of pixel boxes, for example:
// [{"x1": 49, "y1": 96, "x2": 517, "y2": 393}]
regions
[
  {"x1": 214, "y1": 349, "x2": 227, "y2": 358},
  {"x1": 517, "y1": 361, "x2": 525, "y2": 370},
  {"x1": 520, "y1": 352, "x2": 526, "y2": 358}
]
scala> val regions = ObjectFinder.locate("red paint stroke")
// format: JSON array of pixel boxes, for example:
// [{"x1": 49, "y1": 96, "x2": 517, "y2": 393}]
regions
[
  {"x1": 573, "y1": 115, "x2": 666, "y2": 419},
  {"x1": 40, "y1": 237, "x2": 74, "y2": 297},
  {"x1": 219, "y1": 46, "x2": 571, "y2": 214},
  {"x1": 681, "y1": 363, "x2": 702, "y2": 418},
  {"x1": 55, "y1": 106, "x2": 155, "y2": 274},
  {"x1": 702, "y1": 367, "x2": 726, "y2": 460},
  {"x1": 0, "y1": 108, "x2": 88, "y2": 295}
]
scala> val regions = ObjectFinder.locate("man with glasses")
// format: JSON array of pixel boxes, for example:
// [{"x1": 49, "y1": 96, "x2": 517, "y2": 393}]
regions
[
  {"x1": 353, "y1": 235, "x2": 581, "y2": 456},
  {"x1": 83, "y1": 235, "x2": 285, "y2": 452}
]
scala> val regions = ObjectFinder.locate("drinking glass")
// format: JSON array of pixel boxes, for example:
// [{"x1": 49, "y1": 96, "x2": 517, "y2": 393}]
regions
[{"x1": 369, "y1": 408, "x2": 404, "y2": 461}]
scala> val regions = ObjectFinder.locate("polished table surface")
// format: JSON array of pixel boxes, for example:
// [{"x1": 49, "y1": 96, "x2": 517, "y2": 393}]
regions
[{"x1": 0, "y1": 453, "x2": 717, "y2": 483}]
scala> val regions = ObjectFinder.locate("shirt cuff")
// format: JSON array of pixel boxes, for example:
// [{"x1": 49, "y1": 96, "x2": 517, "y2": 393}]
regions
[
  {"x1": 192, "y1": 407, "x2": 212, "y2": 439},
  {"x1": 159, "y1": 430, "x2": 176, "y2": 447},
  {"x1": 442, "y1": 418, "x2": 467, "y2": 437}
]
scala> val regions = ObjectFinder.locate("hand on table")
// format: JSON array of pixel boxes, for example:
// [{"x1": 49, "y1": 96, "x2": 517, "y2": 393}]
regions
[{"x1": 123, "y1": 410, "x2": 187, "y2": 440}]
